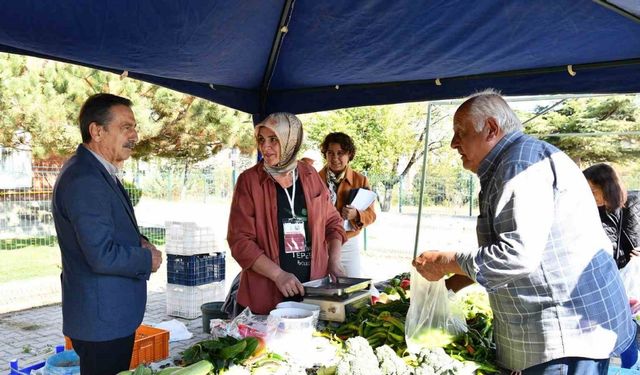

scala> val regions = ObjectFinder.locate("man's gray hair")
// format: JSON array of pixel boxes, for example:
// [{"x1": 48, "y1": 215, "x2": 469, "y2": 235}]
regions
[{"x1": 465, "y1": 88, "x2": 523, "y2": 134}]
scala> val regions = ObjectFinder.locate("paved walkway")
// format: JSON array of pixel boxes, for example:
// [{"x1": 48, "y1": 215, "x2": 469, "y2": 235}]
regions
[{"x1": 1, "y1": 291, "x2": 211, "y2": 372}]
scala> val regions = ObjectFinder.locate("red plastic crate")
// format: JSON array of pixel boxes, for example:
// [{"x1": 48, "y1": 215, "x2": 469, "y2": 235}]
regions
[{"x1": 64, "y1": 325, "x2": 169, "y2": 369}]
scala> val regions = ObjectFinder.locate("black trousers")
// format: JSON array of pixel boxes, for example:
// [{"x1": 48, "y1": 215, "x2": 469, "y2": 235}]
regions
[{"x1": 71, "y1": 333, "x2": 135, "y2": 375}]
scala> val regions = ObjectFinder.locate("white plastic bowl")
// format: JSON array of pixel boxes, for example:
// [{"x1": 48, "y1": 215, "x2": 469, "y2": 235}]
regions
[
  {"x1": 267, "y1": 308, "x2": 316, "y2": 357},
  {"x1": 275, "y1": 302, "x2": 320, "y2": 327},
  {"x1": 269, "y1": 307, "x2": 314, "y2": 334}
]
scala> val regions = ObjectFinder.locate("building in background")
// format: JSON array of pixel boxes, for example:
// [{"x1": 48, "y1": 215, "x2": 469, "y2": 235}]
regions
[{"x1": 0, "y1": 130, "x2": 33, "y2": 189}]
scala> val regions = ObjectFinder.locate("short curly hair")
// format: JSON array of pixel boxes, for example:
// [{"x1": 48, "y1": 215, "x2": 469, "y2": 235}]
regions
[{"x1": 320, "y1": 132, "x2": 356, "y2": 161}]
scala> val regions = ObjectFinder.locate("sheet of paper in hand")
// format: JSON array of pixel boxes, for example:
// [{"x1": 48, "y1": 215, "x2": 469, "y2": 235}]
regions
[{"x1": 344, "y1": 188, "x2": 377, "y2": 230}]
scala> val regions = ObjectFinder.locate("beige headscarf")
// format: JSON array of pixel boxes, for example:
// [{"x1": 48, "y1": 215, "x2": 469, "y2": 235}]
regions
[{"x1": 255, "y1": 112, "x2": 303, "y2": 176}]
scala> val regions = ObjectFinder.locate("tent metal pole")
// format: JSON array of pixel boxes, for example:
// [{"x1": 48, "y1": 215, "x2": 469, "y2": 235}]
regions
[
  {"x1": 258, "y1": 0, "x2": 295, "y2": 117},
  {"x1": 522, "y1": 99, "x2": 567, "y2": 125},
  {"x1": 252, "y1": 114, "x2": 265, "y2": 162},
  {"x1": 468, "y1": 174, "x2": 474, "y2": 217},
  {"x1": 413, "y1": 103, "x2": 432, "y2": 259}
]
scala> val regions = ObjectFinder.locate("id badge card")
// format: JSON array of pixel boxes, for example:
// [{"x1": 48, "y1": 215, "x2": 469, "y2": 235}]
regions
[{"x1": 283, "y1": 218, "x2": 306, "y2": 253}]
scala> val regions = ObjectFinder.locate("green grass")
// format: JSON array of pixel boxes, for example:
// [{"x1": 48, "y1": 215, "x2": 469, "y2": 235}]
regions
[
  {"x1": 0, "y1": 229, "x2": 166, "y2": 283},
  {"x1": 0, "y1": 235, "x2": 58, "y2": 250},
  {"x1": 140, "y1": 227, "x2": 166, "y2": 246},
  {"x1": 0, "y1": 244, "x2": 61, "y2": 283}
]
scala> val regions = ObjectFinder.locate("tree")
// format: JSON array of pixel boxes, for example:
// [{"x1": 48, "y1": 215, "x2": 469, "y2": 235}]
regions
[
  {"x1": 0, "y1": 55, "x2": 81, "y2": 159},
  {"x1": 524, "y1": 96, "x2": 640, "y2": 166},
  {"x1": 302, "y1": 103, "x2": 451, "y2": 211},
  {"x1": 411, "y1": 141, "x2": 475, "y2": 209},
  {"x1": 134, "y1": 88, "x2": 255, "y2": 194},
  {"x1": 0, "y1": 53, "x2": 256, "y2": 165}
]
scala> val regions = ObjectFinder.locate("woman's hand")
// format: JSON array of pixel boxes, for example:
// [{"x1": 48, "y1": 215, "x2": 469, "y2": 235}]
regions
[
  {"x1": 274, "y1": 270, "x2": 305, "y2": 297},
  {"x1": 326, "y1": 238, "x2": 346, "y2": 278},
  {"x1": 328, "y1": 258, "x2": 346, "y2": 279},
  {"x1": 341, "y1": 205, "x2": 358, "y2": 221}
]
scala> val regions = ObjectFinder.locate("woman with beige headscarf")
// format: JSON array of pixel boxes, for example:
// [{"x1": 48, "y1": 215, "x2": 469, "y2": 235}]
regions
[{"x1": 227, "y1": 113, "x2": 347, "y2": 314}]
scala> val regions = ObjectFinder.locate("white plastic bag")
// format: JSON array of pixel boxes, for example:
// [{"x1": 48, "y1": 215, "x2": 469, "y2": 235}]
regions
[
  {"x1": 620, "y1": 257, "x2": 640, "y2": 313},
  {"x1": 153, "y1": 319, "x2": 193, "y2": 342},
  {"x1": 405, "y1": 268, "x2": 467, "y2": 353}
]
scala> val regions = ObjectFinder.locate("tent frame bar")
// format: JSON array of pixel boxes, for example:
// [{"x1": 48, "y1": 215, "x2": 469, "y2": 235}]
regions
[
  {"x1": 270, "y1": 58, "x2": 640, "y2": 95},
  {"x1": 594, "y1": 0, "x2": 640, "y2": 24}
]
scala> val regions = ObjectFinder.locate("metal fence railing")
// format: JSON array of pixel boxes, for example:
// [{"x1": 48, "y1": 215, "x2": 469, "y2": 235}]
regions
[
  {"x1": 0, "y1": 166, "x2": 58, "y2": 250},
  {"x1": 0, "y1": 161, "x2": 237, "y2": 250},
  {"x1": 396, "y1": 173, "x2": 480, "y2": 216},
  {"x1": 366, "y1": 172, "x2": 481, "y2": 217},
  {"x1": 383, "y1": 171, "x2": 640, "y2": 218},
  {"x1": 2, "y1": 163, "x2": 639, "y2": 251},
  {"x1": 0, "y1": 154, "x2": 258, "y2": 250}
]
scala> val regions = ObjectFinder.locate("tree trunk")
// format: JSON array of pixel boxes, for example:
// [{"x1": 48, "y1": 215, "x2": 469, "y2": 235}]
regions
[
  {"x1": 380, "y1": 183, "x2": 394, "y2": 212},
  {"x1": 572, "y1": 156, "x2": 582, "y2": 168},
  {"x1": 134, "y1": 158, "x2": 140, "y2": 187},
  {"x1": 181, "y1": 161, "x2": 189, "y2": 200}
]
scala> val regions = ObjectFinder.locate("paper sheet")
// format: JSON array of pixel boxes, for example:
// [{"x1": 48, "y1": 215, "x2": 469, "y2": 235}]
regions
[{"x1": 344, "y1": 189, "x2": 376, "y2": 230}]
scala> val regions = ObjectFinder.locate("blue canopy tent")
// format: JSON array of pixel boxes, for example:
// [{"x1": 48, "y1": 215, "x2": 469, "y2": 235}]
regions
[
  {"x1": 1, "y1": 1, "x2": 639, "y2": 257},
  {"x1": 0, "y1": 1, "x2": 638, "y2": 118}
]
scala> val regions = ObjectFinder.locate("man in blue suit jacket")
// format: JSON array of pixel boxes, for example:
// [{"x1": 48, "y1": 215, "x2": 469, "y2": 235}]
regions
[{"x1": 52, "y1": 93, "x2": 162, "y2": 375}]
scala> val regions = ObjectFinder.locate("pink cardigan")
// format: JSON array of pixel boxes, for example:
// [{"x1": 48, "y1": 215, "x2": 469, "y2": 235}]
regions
[{"x1": 227, "y1": 160, "x2": 346, "y2": 314}]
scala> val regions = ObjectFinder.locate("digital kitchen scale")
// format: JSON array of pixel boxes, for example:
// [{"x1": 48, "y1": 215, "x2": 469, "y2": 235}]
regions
[
  {"x1": 302, "y1": 290, "x2": 371, "y2": 322},
  {"x1": 302, "y1": 276, "x2": 372, "y2": 322}
]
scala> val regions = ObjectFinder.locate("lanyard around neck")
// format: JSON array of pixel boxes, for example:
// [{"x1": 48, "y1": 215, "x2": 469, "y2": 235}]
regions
[{"x1": 282, "y1": 169, "x2": 297, "y2": 218}]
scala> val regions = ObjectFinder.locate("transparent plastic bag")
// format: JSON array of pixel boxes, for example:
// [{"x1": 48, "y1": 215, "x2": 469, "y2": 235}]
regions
[
  {"x1": 210, "y1": 307, "x2": 269, "y2": 339},
  {"x1": 620, "y1": 257, "x2": 640, "y2": 314},
  {"x1": 405, "y1": 268, "x2": 467, "y2": 353},
  {"x1": 44, "y1": 350, "x2": 80, "y2": 375}
]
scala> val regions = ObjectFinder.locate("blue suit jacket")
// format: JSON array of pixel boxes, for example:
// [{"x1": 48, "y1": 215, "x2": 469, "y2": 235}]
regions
[{"x1": 52, "y1": 145, "x2": 151, "y2": 342}]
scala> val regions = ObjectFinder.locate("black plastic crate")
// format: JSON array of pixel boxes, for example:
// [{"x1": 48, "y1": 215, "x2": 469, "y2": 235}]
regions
[{"x1": 167, "y1": 253, "x2": 225, "y2": 286}]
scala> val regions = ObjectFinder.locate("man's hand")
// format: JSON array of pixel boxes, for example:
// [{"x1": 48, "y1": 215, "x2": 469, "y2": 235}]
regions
[
  {"x1": 149, "y1": 248, "x2": 162, "y2": 272},
  {"x1": 141, "y1": 237, "x2": 163, "y2": 272},
  {"x1": 274, "y1": 270, "x2": 305, "y2": 297},
  {"x1": 341, "y1": 205, "x2": 359, "y2": 221},
  {"x1": 141, "y1": 237, "x2": 157, "y2": 251},
  {"x1": 445, "y1": 274, "x2": 475, "y2": 293},
  {"x1": 412, "y1": 250, "x2": 460, "y2": 281},
  {"x1": 631, "y1": 247, "x2": 640, "y2": 257}
]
